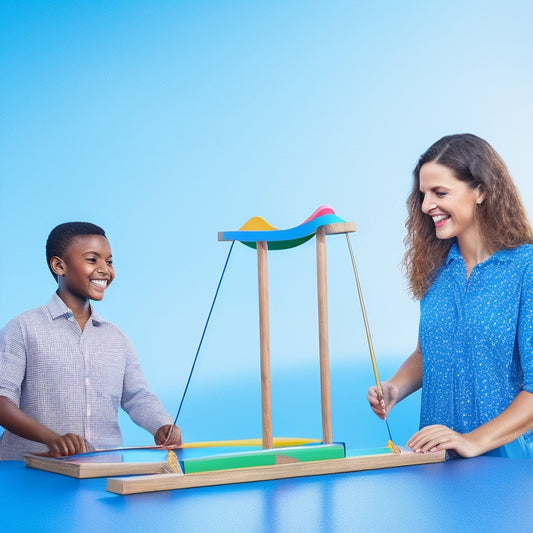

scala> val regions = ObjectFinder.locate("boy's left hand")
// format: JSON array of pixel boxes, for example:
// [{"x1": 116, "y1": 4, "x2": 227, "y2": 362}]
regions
[{"x1": 154, "y1": 424, "x2": 182, "y2": 447}]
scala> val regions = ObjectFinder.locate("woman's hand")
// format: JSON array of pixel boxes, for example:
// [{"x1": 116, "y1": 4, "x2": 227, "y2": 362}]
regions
[
  {"x1": 407, "y1": 425, "x2": 481, "y2": 457},
  {"x1": 367, "y1": 344, "x2": 423, "y2": 420},
  {"x1": 367, "y1": 381, "x2": 400, "y2": 419}
]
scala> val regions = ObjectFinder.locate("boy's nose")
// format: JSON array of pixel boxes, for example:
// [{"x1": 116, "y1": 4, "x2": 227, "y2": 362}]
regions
[{"x1": 97, "y1": 262, "x2": 111, "y2": 275}]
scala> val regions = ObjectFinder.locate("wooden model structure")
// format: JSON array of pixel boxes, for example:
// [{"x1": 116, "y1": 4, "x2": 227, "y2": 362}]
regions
[{"x1": 25, "y1": 206, "x2": 445, "y2": 494}]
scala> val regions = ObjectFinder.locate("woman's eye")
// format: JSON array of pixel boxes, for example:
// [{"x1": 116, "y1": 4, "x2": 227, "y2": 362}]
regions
[
  {"x1": 436, "y1": 191, "x2": 446, "y2": 197},
  {"x1": 106, "y1": 260, "x2": 113, "y2": 266}
]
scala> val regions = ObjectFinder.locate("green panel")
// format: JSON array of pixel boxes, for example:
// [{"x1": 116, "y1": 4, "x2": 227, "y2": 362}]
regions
[
  {"x1": 280, "y1": 443, "x2": 345, "y2": 462},
  {"x1": 180, "y1": 443, "x2": 346, "y2": 474},
  {"x1": 182, "y1": 451, "x2": 274, "y2": 473}
]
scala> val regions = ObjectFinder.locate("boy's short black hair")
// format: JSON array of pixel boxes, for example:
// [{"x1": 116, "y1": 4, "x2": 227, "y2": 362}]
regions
[{"x1": 46, "y1": 222, "x2": 107, "y2": 281}]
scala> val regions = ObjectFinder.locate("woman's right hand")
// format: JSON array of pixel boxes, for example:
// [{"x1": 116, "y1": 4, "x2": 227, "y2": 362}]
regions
[{"x1": 367, "y1": 381, "x2": 399, "y2": 419}]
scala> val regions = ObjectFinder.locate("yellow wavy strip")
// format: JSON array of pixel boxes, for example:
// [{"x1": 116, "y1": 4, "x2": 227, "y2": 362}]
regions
[{"x1": 239, "y1": 216, "x2": 278, "y2": 231}]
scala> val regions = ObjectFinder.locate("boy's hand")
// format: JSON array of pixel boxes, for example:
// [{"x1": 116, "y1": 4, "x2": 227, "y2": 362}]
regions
[
  {"x1": 44, "y1": 433, "x2": 92, "y2": 457},
  {"x1": 155, "y1": 424, "x2": 182, "y2": 447}
]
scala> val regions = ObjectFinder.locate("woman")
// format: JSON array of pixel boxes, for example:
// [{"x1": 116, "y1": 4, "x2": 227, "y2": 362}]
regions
[{"x1": 368, "y1": 133, "x2": 533, "y2": 458}]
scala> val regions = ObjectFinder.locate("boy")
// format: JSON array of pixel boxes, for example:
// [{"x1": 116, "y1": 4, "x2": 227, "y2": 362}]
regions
[{"x1": 0, "y1": 222, "x2": 181, "y2": 460}]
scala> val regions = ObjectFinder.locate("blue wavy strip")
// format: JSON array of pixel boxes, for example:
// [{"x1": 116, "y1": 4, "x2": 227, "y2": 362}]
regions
[{"x1": 219, "y1": 213, "x2": 346, "y2": 243}]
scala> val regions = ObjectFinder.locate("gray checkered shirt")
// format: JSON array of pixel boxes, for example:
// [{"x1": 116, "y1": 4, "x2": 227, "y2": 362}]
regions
[{"x1": 0, "y1": 293, "x2": 173, "y2": 460}]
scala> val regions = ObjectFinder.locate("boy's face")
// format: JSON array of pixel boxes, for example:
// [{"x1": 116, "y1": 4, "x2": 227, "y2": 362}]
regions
[{"x1": 51, "y1": 234, "x2": 114, "y2": 301}]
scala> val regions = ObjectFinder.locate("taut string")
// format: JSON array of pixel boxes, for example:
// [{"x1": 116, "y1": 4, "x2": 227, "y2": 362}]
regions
[{"x1": 170, "y1": 241, "x2": 235, "y2": 431}]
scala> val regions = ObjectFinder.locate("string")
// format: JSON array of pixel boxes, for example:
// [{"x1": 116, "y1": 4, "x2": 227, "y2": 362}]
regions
[{"x1": 170, "y1": 240, "x2": 235, "y2": 430}]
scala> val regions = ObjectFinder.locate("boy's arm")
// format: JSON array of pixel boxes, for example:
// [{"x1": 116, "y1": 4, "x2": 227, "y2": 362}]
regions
[
  {"x1": 120, "y1": 337, "x2": 179, "y2": 437},
  {"x1": 0, "y1": 396, "x2": 90, "y2": 457}
]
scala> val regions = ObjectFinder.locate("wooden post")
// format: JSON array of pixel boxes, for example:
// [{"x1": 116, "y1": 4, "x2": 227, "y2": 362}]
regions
[
  {"x1": 257, "y1": 241, "x2": 273, "y2": 449},
  {"x1": 316, "y1": 227, "x2": 333, "y2": 444}
]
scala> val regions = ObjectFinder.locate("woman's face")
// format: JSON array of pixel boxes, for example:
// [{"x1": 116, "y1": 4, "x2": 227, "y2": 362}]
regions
[{"x1": 419, "y1": 161, "x2": 485, "y2": 246}]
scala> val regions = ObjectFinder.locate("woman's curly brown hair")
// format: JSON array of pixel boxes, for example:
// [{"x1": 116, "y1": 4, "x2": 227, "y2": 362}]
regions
[{"x1": 403, "y1": 134, "x2": 533, "y2": 300}]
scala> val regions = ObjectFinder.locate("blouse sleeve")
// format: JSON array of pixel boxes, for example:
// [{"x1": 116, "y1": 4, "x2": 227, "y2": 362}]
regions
[{"x1": 518, "y1": 261, "x2": 533, "y2": 393}]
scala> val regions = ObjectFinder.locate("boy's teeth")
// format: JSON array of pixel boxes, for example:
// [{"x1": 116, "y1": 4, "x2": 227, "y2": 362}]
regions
[{"x1": 90, "y1": 280, "x2": 107, "y2": 287}]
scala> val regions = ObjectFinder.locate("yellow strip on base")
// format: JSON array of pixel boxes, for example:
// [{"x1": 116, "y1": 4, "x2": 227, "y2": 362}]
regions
[{"x1": 178, "y1": 437, "x2": 321, "y2": 449}]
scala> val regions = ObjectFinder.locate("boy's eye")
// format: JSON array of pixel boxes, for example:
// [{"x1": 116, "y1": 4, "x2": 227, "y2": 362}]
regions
[{"x1": 86, "y1": 257, "x2": 97, "y2": 263}]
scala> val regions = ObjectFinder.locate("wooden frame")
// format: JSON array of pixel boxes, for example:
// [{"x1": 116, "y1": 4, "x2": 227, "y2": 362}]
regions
[{"x1": 217, "y1": 208, "x2": 358, "y2": 449}]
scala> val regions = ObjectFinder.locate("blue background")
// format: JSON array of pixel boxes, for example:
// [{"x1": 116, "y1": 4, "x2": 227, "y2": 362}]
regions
[{"x1": 1, "y1": 1, "x2": 533, "y2": 451}]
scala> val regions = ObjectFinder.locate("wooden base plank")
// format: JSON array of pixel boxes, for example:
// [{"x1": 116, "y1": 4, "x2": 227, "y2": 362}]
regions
[
  {"x1": 22, "y1": 441, "x2": 328, "y2": 479},
  {"x1": 106, "y1": 449, "x2": 446, "y2": 495},
  {"x1": 24, "y1": 454, "x2": 174, "y2": 479}
]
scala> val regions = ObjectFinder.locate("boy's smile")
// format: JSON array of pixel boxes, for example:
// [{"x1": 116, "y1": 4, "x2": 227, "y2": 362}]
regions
[{"x1": 51, "y1": 234, "x2": 114, "y2": 305}]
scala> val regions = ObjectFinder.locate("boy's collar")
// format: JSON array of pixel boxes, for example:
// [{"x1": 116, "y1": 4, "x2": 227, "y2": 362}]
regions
[{"x1": 47, "y1": 293, "x2": 104, "y2": 325}]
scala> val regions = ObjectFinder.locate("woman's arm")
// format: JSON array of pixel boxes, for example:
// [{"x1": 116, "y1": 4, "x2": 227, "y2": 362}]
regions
[
  {"x1": 367, "y1": 341, "x2": 423, "y2": 418},
  {"x1": 0, "y1": 396, "x2": 90, "y2": 456},
  {"x1": 408, "y1": 390, "x2": 533, "y2": 457}
]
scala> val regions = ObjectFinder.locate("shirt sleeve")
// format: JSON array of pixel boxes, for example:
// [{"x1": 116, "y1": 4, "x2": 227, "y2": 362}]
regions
[
  {"x1": 0, "y1": 317, "x2": 26, "y2": 406},
  {"x1": 518, "y1": 261, "x2": 533, "y2": 393},
  {"x1": 120, "y1": 336, "x2": 174, "y2": 435}
]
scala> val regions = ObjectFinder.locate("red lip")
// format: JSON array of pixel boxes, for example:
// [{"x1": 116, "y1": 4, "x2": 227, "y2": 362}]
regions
[{"x1": 432, "y1": 214, "x2": 450, "y2": 228}]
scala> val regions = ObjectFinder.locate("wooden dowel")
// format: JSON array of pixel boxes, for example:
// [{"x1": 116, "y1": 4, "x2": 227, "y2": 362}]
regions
[
  {"x1": 345, "y1": 235, "x2": 382, "y2": 394},
  {"x1": 257, "y1": 241, "x2": 273, "y2": 449},
  {"x1": 316, "y1": 227, "x2": 333, "y2": 444}
]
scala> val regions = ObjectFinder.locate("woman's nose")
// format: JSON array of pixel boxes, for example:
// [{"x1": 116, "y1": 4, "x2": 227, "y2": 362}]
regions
[{"x1": 421, "y1": 195, "x2": 437, "y2": 213}]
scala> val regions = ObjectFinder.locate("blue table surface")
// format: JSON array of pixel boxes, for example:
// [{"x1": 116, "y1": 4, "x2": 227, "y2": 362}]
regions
[{"x1": 1, "y1": 455, "x2": 532, "y2": 533}]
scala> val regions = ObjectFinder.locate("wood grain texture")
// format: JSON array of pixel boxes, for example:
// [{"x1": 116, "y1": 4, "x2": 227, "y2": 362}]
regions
[
  {"x1": 257, "y1": 240, "x2": 273, "y2": 449},
  {"x1": 323, "y1": 221, "x2": 357, "y2": 235},
  {"x1": 316, "y1": 227, "x2": 332, "y2": 444}
]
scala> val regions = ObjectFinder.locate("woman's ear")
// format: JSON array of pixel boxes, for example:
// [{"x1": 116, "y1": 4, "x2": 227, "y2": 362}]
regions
[
  {"x1": 50, "y1": 256, "x2": 66, "y2": 277},
  {"x1": 476, "y1": 186, "x2": 486, "y2": 206}
]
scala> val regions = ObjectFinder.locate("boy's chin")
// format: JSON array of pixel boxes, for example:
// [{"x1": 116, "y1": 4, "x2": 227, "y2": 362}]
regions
[{"x1": 89, "y1": 293, "x2": 106, "y2": 301}]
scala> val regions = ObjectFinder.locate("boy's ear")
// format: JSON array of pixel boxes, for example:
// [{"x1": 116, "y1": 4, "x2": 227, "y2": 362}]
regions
[{"x1": 50, "y1": 256, "x2": 66, "y2": 277}]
